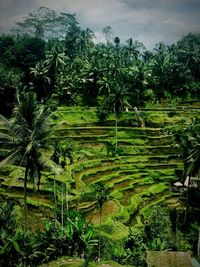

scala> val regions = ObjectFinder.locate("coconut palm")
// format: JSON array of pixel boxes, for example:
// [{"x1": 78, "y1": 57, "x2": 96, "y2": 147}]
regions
[
  {"x1": 45, "y1": 45, "x2": 67, "y2": 73},
  {"x1": 0, "y1": 90, "x2": 61, "y2": 226},
  {"x1": 108, "y1": 85, "x2": 127, "y2": 152},
  {"x1": 80, "y1": 55, "x2": 107, "y2": 105},
  {"x1": 30, "y1": 60, "x2": 50, "y2": 99},
  {"x1": 81, "y1": 181, "x2": 110, "y2": 261},
  {"x1": 180, "y1": 118, "x2": 200, "y2": 181},
  {"x1": 123, "y1": 38, "x2": 144, "y2": 64},
  {"x1": 185, "y1": 122, "x2": 200, "y2": 179},
  {"x1": 82, "y1": 181, "x2": 110, "y2": 225},
  {"x1": 44, "y1": 45, "x2": 68, "y2": 90},
  {"x1": 102, "y1": 26, "x2": 113, "y2": 46},
  {"x1": 177, "y1": 118, "x2": 200, "y2": 223},
  {"x1": 51, "y1": 140, "x2": 75, "y2": 221}
]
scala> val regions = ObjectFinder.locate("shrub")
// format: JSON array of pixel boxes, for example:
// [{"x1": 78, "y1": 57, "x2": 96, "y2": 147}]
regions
[{"x1": 144, "y1": 205, "x2": 173, "y2": 250}]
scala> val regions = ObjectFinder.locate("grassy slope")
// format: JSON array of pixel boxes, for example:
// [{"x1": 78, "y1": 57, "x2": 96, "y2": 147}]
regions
[
  {"x1": 39, "y1": 256, "x2": 132, "y2": 267},
  {"x1": 0, "y1": 100, "x2": 199, "y2": 234}
]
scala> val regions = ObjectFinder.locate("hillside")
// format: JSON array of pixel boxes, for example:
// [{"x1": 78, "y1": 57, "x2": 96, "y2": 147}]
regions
[{"x1": 1, "y1": 100, "x2": 199, "y2": 236}]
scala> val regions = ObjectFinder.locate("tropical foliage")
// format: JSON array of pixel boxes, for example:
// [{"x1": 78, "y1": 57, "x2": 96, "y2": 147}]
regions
[{"x1": 0, "y1": 89, "x2": 61, "y2": 225}]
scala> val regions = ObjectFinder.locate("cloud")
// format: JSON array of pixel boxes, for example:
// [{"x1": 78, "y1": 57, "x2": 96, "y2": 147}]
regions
[
  {"x1": 0, "y1": 0, "x2": 199, "y2": 49},
  {"x1": 122, "y1": 0, "x2": 200, "y2": 11}
]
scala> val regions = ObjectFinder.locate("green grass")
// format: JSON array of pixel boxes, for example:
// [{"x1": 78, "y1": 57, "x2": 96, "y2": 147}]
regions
[
  {"x1": 39, "y1": 256, "x2": 133, "y2": 267},
  {"x1": 1, "y1": 102, "x2": 199, "y2": 238},
  {"x1": 54, "y1": 106, "x2": 98, "y2": 125}
]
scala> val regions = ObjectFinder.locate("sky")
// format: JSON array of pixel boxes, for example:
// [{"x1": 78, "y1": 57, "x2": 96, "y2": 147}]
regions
[{"x1": 0, "y1": 0, "x2": 200, "y2": 49}]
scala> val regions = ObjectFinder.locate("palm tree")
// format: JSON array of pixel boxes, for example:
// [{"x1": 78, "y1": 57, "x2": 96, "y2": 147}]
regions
[
  {"x1": 45, "y1": 46, "x2": 67, "y2": 71},
  {"x1": 44, "y1": 45, "x2": 68, "y2": 90},
  {"x1": 45, "y1": 45, "x2": 67, "y2": 73},
  {"x1": 81, "y1": 181, "x2": 110, "y2": 261},
  {"x1": 108, "y1": 85, "x2": 127, "y2": 152},
  {"x1": 76, "y1": 28, "x2": 94, "y2": 57},
  {"x1": 180, "y1": 118, "x2": 200, "y2": 182},
  {"x1": 51, "y1": 140, "x2": 75, "y2": 227},
  {"x1": 185, "y1": 122, "x2": 200, "y2": 179},
  {"x1": 0, "y1": 90, "x2": 61, "y2": 226},
  {"x1": 85, "y1": 182, "x2": 110, "y2": 225},
  {"x1": 150, "y1": 42, "x2": 172, "y2": 99},
  {"x1": 102, "y1": 26, "x2": 113, "y2": 46},
  {"x1": 80, "y1": 55, "x2": 106, "y2": 105},
  {"x1": 30, "y1": 60, "x2": 50, "y2": 99},
  {"x1": 177, "y1": 118, "x2": 200, "y2": 223},
  {"x1": 123, "y1": 38, "x2": 144, "y2": 65}
]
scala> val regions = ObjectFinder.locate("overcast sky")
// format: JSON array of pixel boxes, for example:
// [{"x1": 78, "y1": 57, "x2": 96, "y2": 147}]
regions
[{"x1": 0, "y1": 0, "x2": 200, "y2": 49}]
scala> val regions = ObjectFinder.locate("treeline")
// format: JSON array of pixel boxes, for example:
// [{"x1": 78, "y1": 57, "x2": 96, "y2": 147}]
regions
[{"x1": 0, "y1": 6, "x2": 200, "y2": 116}]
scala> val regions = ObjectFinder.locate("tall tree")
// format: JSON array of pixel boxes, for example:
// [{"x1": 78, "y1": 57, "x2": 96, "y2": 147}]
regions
[
  {"x1": 0, "y1": 63, "x2": 22, "y2": 116},
  {"x1": 30, "y1": 60, "x2": 50, "y2": 100},
  {"x1": 123, "y1": 38, "x2": 144, "y2": 64},
  {"x1": 102, "y1": 26, "x2": 114, "y2": 46},
  {"x1": 180, "y1": 118, "x2": 200, "y2": 182},
  {"x1": 176, "y1": 118, "x2": 200, "y2": 223},
  {"x1": 108, "y1": 85, "x2": 127, "y2": 152},
  {"x1": 81, "y1": 181, "x2": 110, "y2": 261},
  {"x1": 6, "y1": 36, "x2": 45, "y2": 84},
  {"x1": 44, "y1": 44, "x2": 68, "y2": 91},
  {"x1": 0, "y1": 90, "x2": 61, "y2": 226},
  {"x1": 150, "y1": 42, "x2": 171, "y2": 99},
  {"x1": 12, "y1": 7, "x2": 79, "y2": 40}
]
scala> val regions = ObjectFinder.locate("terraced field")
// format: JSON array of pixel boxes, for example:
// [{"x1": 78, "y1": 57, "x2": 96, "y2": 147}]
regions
[{"x1": 0, "y1": 100, "x2": 199, "y2": 237}]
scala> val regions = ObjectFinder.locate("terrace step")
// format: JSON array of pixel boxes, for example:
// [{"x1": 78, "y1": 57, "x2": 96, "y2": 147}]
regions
[{"x1": 2, "y1": 102, "x2": 198, "y2": 229}]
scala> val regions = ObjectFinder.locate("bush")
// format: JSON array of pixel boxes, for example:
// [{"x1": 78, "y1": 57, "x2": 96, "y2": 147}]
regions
[
  {"x1": 144, "y1": 205, "x2": 173, "y2": 249},
  {"x1": 0, "y1": 201, "x2": 41, "y2": 266},
  {"x1": 98, "y1": 234, "x2": 126, "y2": 262},
  {"x1": 123, "y1": 228, "x2": 146, "y2": 266}
]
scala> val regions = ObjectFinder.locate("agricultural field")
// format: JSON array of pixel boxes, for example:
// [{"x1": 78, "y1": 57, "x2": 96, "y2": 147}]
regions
[{"x1": 1, "y1": 100, "x2": 199, "y2": 235}]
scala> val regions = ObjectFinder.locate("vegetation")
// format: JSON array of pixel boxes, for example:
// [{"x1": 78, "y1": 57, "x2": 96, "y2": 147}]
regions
[
  {"x1": 0, "y1": 6, "x2": 199, "y2": 267},
  {"x1": 0, "y1": 90, "x2": 61, "y2": 226}
]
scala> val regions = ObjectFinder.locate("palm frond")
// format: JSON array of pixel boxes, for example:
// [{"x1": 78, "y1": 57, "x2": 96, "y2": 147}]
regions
[
  {"x1": 0, "y1": 114, "x2": 10, "y2": 125},
  {"x1": 37, "y1": 153, "x2": 62, "y2": 175},
  {"x1": 0, "y1": 149, "x2": 24, "y2": 168},
  {"x1": 0, "y1": 132, "x2": 17, "y2": 142}
]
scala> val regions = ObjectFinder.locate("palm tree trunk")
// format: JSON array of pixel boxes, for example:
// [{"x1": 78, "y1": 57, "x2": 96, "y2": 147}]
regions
[
  {"x1": 98, "y1": 207, "x2": 102, "y2": 262},
  {"x1": 24, "y1": 164, "x2": 29, "y2": 228},
  {"x1": 37, "y1": 188, "x2": 40, "y2": 230},
  {"x1": 54, "y1": 176, "x2": 56, "y2": 205},
  {"x1": 198, "y1": 229, "x2": 200, "y2": 260},
  {"x1": 66, "y1": 161, "x2": 69, "y2": 212},
  {"x1": 23, "y1": 165, "x2": 28, "y2": 267},
  {"x1": 135, "y1": 107, "x2": 145, "y2": 127},
  {"x1": 42, "y1": 81, "x2": 48, "y2": 98},
  {"x1": 115, "y1": 117, "x2": 118, "y2": 154},
  {"x1": 61, "y1": 182, "x2": 64, "y2": 229},
  {"x1": 54, "y1": 176, "x2": 57, "y2": 224},
  {"x1": 184, "y1": 175, "x2": 191, "y2": 223},
  {"x1": 66, "y1": 183, "x2": 69, "y2": 212},
  {"x1": 197, "y1": 228, "x2": 200, "y2": 259}
]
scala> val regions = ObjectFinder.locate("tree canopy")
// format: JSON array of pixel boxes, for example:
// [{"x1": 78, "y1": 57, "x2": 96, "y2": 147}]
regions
[{"x1": 0, "y1": 7, "x2": 199, "y2": 114}]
